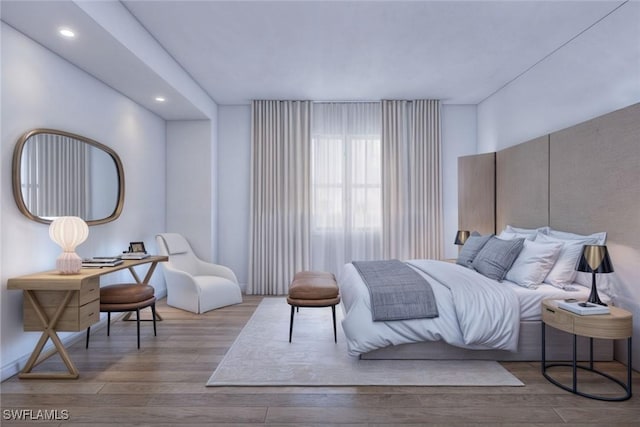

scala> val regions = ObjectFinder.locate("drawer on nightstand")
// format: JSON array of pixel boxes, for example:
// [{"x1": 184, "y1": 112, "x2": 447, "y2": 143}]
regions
[{"x1": 542, "y1": 304, "x2": 574, "y2": 334}]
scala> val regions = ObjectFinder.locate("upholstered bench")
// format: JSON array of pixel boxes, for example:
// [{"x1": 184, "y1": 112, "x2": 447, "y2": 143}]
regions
[
  {"x1": 85, "y1": 283, "x2": 157, "y2": 349},
  {"x1": 287, "y1": 271, "x2": 340, "y2": 343}
]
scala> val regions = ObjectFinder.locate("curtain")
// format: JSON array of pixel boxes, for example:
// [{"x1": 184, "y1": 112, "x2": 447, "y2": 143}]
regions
[
  {"x1": 311, "y1": 102, "x2": 382, "y2": 275},
  {"x1": 21, "y1": 134, "x2": 89, "y2": 218},
  {"x1": 248, "y1": 100, "x2": 311, "y2": 295},
  {"x1": 381, "y1": 99, "x2": 443, "y2": 260}
]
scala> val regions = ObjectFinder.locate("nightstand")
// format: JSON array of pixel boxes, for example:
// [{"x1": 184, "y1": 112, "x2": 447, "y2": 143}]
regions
[{"x1": 541, "y1": 299, "x2": 632, "y2": 401}]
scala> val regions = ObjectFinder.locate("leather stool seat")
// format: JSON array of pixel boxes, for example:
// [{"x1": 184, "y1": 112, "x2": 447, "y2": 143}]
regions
[
  {"x1": 86, "y1": 283, "x2": 157, "y2": 349},
  {"x1": 287, "y1": 271, "x2": 340, "y2": 342},
  {"x1": 100, "y1": 284, "x2": 155, "y2": 309}
]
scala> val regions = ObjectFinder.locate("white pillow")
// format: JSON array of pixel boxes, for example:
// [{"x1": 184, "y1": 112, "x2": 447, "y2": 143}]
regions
[
  {"x1": 537, "y1": 233, "x2": 601, "y2": 289},
  {"x1": 547, "y1": 228, "x2": 606, "y2": 244},
  {"x1": 498, "y1": 225, "x2": 549, "y2": 241},
  {"x1": 499, "y1": 230, "x2": 537, "y2": 241},
  {"x1": 505, "y1": 239, "x2": 563, "y2": 288}
]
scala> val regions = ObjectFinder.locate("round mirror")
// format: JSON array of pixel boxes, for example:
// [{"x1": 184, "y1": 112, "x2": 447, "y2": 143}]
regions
[{"x1": 12, "y1": 129, "x2": 125, "y2": 225}]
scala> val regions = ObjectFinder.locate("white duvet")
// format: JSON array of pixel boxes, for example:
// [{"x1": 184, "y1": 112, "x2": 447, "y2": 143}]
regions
[{"x1": 339, "y1": 259, "x2": 521, "y2": 356}]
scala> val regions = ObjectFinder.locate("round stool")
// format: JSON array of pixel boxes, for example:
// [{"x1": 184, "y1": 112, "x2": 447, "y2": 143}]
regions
[{"x1": 86, "y1": 283, "x2": 157, "y2": 349}]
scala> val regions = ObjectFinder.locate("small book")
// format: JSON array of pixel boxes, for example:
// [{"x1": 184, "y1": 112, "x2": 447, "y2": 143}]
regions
[
  {"x1": 557, "y1": 300, "x2": 610, "y2": 315},
  {"x1": 121, "y1": 253, "x2": 150, "y2": 260},
  {"x1": 82, "y1": 258, "x2": 123, "y2": 267}
]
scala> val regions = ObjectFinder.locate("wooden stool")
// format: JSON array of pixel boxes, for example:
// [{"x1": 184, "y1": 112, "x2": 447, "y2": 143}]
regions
[
  {"x1": 86, "y1": 283, "x2": 157, "y2": 349},
  {"x1": 287, "y1": 271, "x2": 340, "y2": 343}
]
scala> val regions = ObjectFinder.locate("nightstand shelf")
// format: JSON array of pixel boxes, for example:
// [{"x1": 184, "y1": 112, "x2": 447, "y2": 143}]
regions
[{"x1": 541, "y1": 299, "x2": 632, "y2": 401}]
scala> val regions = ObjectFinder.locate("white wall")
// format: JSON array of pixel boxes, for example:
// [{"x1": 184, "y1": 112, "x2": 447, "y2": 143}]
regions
[
  {"x1": 1, "y1": 23, "x2": 167, "y2": 381},
  {"x1": 476, "y1": 2, "x2": 640, "y2": 368},
  {"x1": 217, "y1": 106, "x2": 252, "y2": 289},
  {"x1": 216, "y1": 103, "x2": 477, "y2": 287},
  {"x1": 477, "y1": 1, "x2": 640, "y2": 152},
  {"x1": 166, "y1": 119, "x2": 219, "y2": 261}
]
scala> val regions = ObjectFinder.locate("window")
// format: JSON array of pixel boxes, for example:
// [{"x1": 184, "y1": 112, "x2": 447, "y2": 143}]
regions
[
  {"x1": 311, "y1": 136, "x2": 381, "y2": 231},
  {"x1": 310, "y1": 102, "x2": 382, "y2": 273}
]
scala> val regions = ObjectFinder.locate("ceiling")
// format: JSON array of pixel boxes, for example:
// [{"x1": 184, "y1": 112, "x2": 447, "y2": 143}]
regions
[{"x1": 1, "y1": 1, "x2": 632, "y2": 120}]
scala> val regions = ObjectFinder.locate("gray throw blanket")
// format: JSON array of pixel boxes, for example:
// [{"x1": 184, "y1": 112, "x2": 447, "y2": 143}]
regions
[{"x1": 352, "y1": 259, "x2": 439, "y2": 321}]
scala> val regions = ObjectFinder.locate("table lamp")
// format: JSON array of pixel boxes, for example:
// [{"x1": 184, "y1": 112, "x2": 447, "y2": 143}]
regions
[
  {"x1": 454, "y1": 230, "x2": 470, "y2": 246},
  {"x1": 49, "y1": 216, "x2": 89, "y2": 274},
  {"x1": 575, "y1": 244, "x2": 613, "y2": 306}
]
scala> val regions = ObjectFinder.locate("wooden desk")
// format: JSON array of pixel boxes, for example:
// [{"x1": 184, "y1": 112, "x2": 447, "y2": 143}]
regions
[{"x1": 7, "y1": 255, "x2": 167, "y2": 379}]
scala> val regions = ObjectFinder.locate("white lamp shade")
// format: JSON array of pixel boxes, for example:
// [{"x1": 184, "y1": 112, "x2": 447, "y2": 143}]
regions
[
  {"x1": 49, "y1": 216, "x2": 88, "y2": 274},
  {"x1": 49, "y1": 216, "x2": 88, "y2": 251}
]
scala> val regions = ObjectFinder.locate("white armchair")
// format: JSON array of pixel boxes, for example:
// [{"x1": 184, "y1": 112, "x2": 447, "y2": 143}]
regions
[{"x1": 156, "y1": 233, "x2": 242, "y2": 314}]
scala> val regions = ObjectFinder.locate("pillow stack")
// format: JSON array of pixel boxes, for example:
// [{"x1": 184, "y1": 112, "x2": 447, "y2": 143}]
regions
[{"x1": 456, "y1": 225, "x2": 607, "y2": 290}]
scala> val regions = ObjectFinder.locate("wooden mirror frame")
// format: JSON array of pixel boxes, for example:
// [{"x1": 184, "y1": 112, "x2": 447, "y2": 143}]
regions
[{"x1": 12, "y1": 128, "x2": 125, "y2": 226}]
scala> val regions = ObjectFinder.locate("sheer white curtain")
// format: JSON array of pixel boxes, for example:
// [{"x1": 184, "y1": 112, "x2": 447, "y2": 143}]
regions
[
  {"x1": 311, "y1": 102, "x2": 382, "y2": 275},
  {"x1": 382, "y1": 99, "x2": 443, "y2": 260},
  {"x1": 248, "y1": 100, "x2": 311, "y2": 295}
]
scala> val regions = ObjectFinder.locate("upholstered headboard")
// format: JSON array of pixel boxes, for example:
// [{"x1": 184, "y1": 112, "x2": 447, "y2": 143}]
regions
[
  {"x1": 495, "y1": 135, "x2": 549, "y2": 232},
  {"x1": 457, "y1": 152, "x2": 495, "y2": 235}
]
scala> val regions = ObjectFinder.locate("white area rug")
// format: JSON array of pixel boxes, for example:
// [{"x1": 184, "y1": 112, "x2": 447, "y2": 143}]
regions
[{"x1": 207, "y1": 297, "x2": 524, "y2": 386}]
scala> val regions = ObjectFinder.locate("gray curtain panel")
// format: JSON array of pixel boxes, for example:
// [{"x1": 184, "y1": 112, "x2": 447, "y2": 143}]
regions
[
  {"x1": 248, "y1": 100, "x2": 312, "y2": 295},
  {"x1": 381, "y1": 99, "x2": 443, "y2": 261}
]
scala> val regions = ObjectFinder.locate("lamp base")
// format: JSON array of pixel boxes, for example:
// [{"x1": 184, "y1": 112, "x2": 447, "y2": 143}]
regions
[
  {"x1": 588, "y1": 272, "x2": 607, "y2": 306},
  {"x1": 56, "y1": 252, "x2": 82, "y2": 275}
]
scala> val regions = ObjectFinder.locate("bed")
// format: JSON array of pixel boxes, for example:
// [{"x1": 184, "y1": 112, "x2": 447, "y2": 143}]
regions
[{"x1": 338, "y1": 226, "x2": 614, "y2": 361}]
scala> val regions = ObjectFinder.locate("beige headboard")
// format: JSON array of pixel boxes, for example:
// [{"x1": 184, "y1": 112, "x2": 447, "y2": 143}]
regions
[
  {"x1": 496, "y1": 135, "x2": 549, "y2": 231},
  {"x1": 458, "y1": 152, "x2": 495, "y2": 235},
  {"x1": 469, "y1": 103, "x2": 640, "y2": 245},
  {"x1": 549, "y1": 103, "x2": 640, "y2": 250}
]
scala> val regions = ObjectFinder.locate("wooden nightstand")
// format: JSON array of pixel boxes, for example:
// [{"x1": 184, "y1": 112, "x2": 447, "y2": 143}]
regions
[{"x1": 541, "y1": 299, "x2": 633, "y2": 401}]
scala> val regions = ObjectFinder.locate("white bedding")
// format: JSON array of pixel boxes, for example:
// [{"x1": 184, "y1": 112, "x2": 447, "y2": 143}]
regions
[
  {"x1": 505, "y1": 281, "x2": 597, "y2": 321},
  {"x1": 338, "y1": 259, "x2": 606, "y2": 357}
]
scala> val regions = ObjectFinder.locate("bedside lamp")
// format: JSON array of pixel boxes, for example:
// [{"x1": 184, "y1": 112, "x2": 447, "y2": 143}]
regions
[
  {"x1": 576, "y1": 245, "x2": 613, "y2": 306},
  {"x1": 454, "y1": 230, "x2": 470, "y2": 246},
  {"x1": 49, "y1": 216, "x2": 89, "y2": 274}
]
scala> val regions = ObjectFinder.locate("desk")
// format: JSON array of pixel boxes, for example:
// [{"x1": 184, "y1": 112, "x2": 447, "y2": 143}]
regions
[
  {"x1": 7, "y1": 256, "x2": 167, "y2": 379},
  {"x1": 541, "y1": 299, "x2": 633, "y2": 401}
]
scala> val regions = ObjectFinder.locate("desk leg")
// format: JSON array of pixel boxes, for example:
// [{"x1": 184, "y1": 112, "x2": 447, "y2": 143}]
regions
[
  {"x1": 20, "y1": 290, "x2": 79, "y2": 379},
  {"x1": 123, "y1": 262, "x2": 163, "y2": 321}
]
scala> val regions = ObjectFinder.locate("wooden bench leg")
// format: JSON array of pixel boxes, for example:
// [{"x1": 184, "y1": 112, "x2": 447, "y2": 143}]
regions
[{"x1": 289, "y1": 305, "x2": 295, "y2": 342}]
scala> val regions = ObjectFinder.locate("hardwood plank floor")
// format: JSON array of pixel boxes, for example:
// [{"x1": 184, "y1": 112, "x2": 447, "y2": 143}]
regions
[{"x1": 2, "y1": 296, "x2": 638, "y2": 426}]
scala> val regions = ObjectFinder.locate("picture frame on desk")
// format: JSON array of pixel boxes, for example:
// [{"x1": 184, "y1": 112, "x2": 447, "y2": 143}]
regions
[{"x1": 129, "y1": 241, "x2": 146, "y2": 253}]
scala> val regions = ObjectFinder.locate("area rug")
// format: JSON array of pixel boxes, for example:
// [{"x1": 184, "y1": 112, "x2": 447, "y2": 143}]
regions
[{"x1": 207, "y1": 297, "x2": 524, "y2": 386}]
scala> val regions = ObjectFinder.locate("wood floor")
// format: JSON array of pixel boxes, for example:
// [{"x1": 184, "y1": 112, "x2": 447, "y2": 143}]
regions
[{"x1": 1, "y1": 295, "x2": 638, "y2": 426}]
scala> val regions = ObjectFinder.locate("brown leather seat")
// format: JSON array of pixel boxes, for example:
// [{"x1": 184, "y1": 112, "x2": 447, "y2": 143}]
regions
[
  {"x1": 86, "y1": 283, "x2": 157, "y2": 349},
  {"x1": 287, "y1": 271, "x2": 340, "y2": 343}
]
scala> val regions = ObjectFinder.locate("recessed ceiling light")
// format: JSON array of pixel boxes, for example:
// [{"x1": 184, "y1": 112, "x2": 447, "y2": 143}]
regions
[
  {"x1": 155, "y1": 96, "x2": 166, "y2": 102},
  {"x1": 58, "y1": 27, "x2": 75, "y2": 38}
]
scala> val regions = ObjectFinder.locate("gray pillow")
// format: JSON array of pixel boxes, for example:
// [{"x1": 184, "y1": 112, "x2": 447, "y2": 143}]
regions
[
  {"x1": 456, "y1": 232, "x2": 493, "y2": 268},
  {"x1": 471, "y1": 236, "x2": 525, "y2": 281}
]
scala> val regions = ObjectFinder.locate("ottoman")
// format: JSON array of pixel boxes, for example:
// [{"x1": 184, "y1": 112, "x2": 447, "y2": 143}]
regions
[{"x1": 287, "y1": 271, "x2": 340, "y2": 342}]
